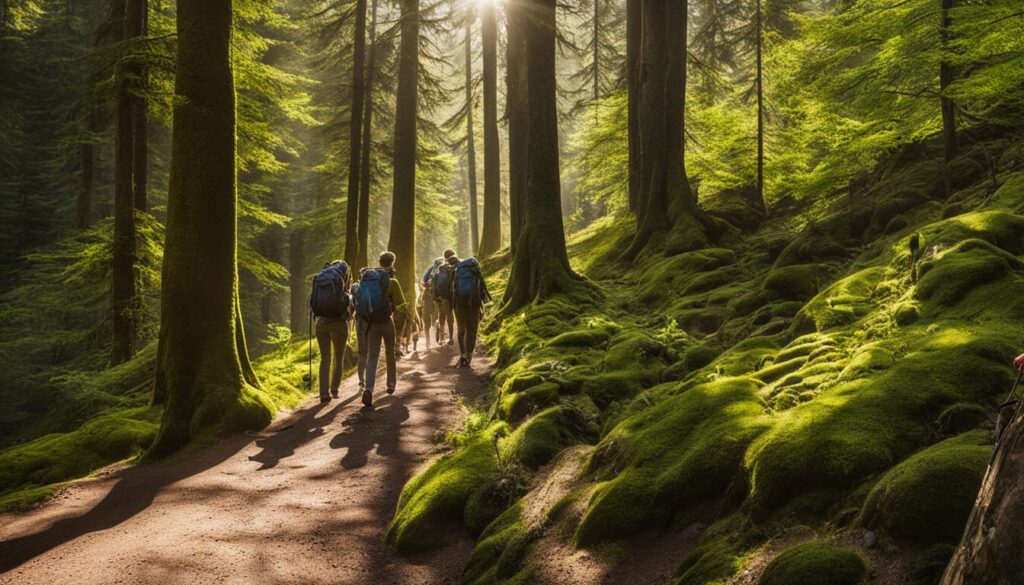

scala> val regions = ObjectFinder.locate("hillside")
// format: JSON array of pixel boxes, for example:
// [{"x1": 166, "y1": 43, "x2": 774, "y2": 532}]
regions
[{"x1": 386, "y1": 132, "x2": 1024, "y2": 584}]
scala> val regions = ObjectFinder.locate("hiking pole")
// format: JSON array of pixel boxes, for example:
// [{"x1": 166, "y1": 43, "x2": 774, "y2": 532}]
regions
[{"x1": 990, "y1": 370, "x2": 1023, "y2": 465}]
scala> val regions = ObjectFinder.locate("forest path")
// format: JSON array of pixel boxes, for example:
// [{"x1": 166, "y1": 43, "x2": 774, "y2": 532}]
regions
[{"x1": 0, "y1": 343, "x2": 488, "y2": 585}]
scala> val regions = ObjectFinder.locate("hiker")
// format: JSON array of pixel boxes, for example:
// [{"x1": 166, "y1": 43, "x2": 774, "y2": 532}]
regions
[
  {"x1": 308, "y1": 261, "x2": 352, "y2": 404},
  {"x1": 431, "y1": 250, "x2": 457, "y2": 346},
  {"x1": 352, "y1": 252, "x2": 408, "y2": 407},
  {"x1": 451, "y1": 256, "x2": 490, "y2": 367},
  {"x1": 420, "y1": 258, "x2": 443, "y2": 348}
]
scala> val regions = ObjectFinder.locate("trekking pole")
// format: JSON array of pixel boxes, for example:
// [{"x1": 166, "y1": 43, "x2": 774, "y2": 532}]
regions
[{"x1": 990, "y1": 370, "x2": 1023, "y2": 464}]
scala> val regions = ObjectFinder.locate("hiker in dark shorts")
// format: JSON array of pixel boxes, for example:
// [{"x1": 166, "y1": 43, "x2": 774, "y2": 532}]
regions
[
  {"x1": 309, "y1": 261, "x2": 352, "y2": 404},
  {"x1": 432, "y1": 250, "x2": 457, "y2": 346},
  {"x1": 353, "y1": 252, "x2": 408, "y2": 407},
  {"x1": 451, "y1": 256, "x2": 490, "y2": 367}
]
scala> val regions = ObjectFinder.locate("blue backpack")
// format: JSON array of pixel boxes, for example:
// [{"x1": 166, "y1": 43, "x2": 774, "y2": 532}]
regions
[
  {"x1": 454, "y1": 258, "x2": 485, "y2": 308},
  {"x1": 309, "y1": 262, "x2": 350, "y2": 318},
  {"x1": 354, "y1": 268, "x2": 392, "y2": 323},
  {"x1": 432, "y1": 264, "x2": 454, "y2": 300}
]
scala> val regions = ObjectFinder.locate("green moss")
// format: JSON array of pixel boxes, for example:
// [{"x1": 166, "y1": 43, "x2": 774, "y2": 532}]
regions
[
  {"x1": 909, "y1": 544, "x2": 956, "y2": 585},
  {"x1": 763, "y1": 264, "x2": 829, "y2": 301},
  {"x1": 915, "y1": 240, "x2": 1020, "y2": 308},
  {"x1": 499, "y1": 406, "x2": 597, "y2": 469},
  {"x1": 0, "y1": 483, "x2": 65, "y2": 512},
  {"x1": 674, "y1": 515, "x2": 758, "y2": 585},
  {"x1": 0, "y1": 406, "x2": 160, "y2": 497},
  {"x1": 800, "y1": 268, "x2": 884, "y2": 330},
  {"x1": 575, "y1": 378, "x2": 770, "y2": 545},
  {"x1": 859, "y1": 430, "x2": 990, "y2": 544},
  {"x1": 462, "y1": 503, "x2": 535, "y2": 585},
  {"x1": 386, "y1": 424, "x2": 504, "y2": 552},
  {"x1": 758, "y1": 542, "x2": 866, "y2": 585},
  {"x1": 498, "y1": 382, "x2": 561, "y2": 423},
  {"x1": 635, "y1": 249, "x2": 737, "y2": 305},
  {"x1": 548, "y1": 324, "x2": 616, "y2": 348},
  {"x1": 774, "y1": 231, "x2": 851, "y2": 268}
]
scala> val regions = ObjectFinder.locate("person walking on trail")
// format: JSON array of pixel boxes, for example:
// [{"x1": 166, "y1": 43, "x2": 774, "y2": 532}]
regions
[
  {"x1": 308, "y1": 261, "x2": 352, "y2": 404},
  {"x1": 432, "y1": 251, "x2": 457, "y2": 346},
  {"x1": 352, "y1": 252, "x2": 408, "y2": 407},
  {"x1": 420, "y1": 257, "x2": 443, "y2": 348},
  {"x1": 451, "y1": 256, "x2": 490, "y2": 367}
]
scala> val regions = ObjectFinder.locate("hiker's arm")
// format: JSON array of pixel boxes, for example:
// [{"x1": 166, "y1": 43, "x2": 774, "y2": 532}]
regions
[
  {"x1": 390, "y1": 280, "x2": 408, "y2": 315},
  {"x1": 1014, "y1": 353, "x2": 1024, "y2": 372}
]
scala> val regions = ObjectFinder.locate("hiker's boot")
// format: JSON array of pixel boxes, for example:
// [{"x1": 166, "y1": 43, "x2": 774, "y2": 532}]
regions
[
  {"x1": 330, "y1": 388, "x2": 340, "y2": 399},
  {"x1": 361, "y1": 389, "x2": 373, "y2": 407},
  {"x1": 386, "y1": 386, "x2": 395, "y2": 395},
  {"x1": 320, "y1": 395, "x2": 332, "y2": 404}
]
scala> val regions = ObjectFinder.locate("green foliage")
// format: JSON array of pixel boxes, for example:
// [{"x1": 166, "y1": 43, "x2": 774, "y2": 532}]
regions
[{"x1": 757, "y1": 542, "x2": 866, "y2": 585}]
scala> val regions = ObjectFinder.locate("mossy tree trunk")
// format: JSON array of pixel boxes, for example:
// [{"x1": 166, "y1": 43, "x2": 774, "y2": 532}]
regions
[
  {"x1": 386, "y1": 0, "x2": 418, "y2": 298},
  {"x1": 501, "y1": 0, "x2": 577, "y2": 314},
  {"x1": 464, "y1": 11, "x2": 479, "y2": 256},
  {"x1": 356, "y1": 0, "x2": 379, "y2": 270},
  {"x1": 942, "y1": 421, "x2": 1024, "y2": 584},
  {"x1": 149, "y1": 0, "x2": 266, "y2": 456},
  {"x1": 478, "y1": 0, "x2": 501, "y2": 258},
  {"x1": 505, "y1": 1, "x2": 527, "y2": 255},
  {"x1": 343, "y1": 0, "x2": 368, "y2": 268},
  {"x1": 111, "y1": 0, "x2": 144, "y2": 364},
  {"x1": 625, "y1": 0, "x2": 640, "y2": 213},
  {"x1": 625, "y1": 0, "x2": 703, "y2": 259},
  {"x1": 131, "y1": 0, "x2": 148, "y2": 213}
]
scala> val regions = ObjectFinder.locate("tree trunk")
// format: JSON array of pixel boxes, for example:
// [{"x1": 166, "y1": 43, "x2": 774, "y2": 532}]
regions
[
  {"x1": 505, "y1": 0, "x2": 527, "y2": 254},
  {"x1": 464, "y1": 13, "x2": 479, "y2": 255},
  {"x1": 939, "y1": 0, "x2": 957, "y2": 167},
  {"x1": 502, "y1": 0, "x2": 576, "y2": 314},
  {"x1": 356, "y1": 0, "x2": 379, "y2": 270},
  {"x1": 386, "y1": 0, "x2": 419, "y2": 302},
  {"x1": 625, "y1": 0, "x2": 702, "y2": 259},
  {"x1": 149, "y1": 0, "x2": 266, "y2": 456},
  {"x1": 942, "y1": 418, "x2": 1024, "y2": 584},
  {"x1": 754, "y1": 0, "x2": 766, "y2": 214},
  {"x1": 343, "y1": 0, "x2": 368, "y2": 267},
  {"x1": 111, "y1": 0, "x2": 143, "y2": 364},
  {"x1": 478, "y1": 0, "x2": 501, "y2": 258},
  {"x1": 131, "y1": 0, "x2": 148, "y2": 213},
  {"x1": 626, "y1": 0, "x2": 641, "y2": 213},
  {"x1": 75, "y1": 122, "x2": 95, "y2": 229}
]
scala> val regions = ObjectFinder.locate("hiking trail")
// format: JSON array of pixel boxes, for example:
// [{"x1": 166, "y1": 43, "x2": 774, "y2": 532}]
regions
[{"x1": 0, "y1": 347, "x2": 488, "y2": 585}]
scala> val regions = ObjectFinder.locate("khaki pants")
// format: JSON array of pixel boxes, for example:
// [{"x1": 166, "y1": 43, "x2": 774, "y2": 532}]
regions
[
  {"x1": 437, "y1": 298, "x2": 454, "y2": 343},
  {"x1": 315, "y1": 317, "x2": 349, "y2": 399},
  {"x1": 360, "y1": 319, "x2": 396, "y2": 393},
  {"x1": 454, "y1": 306, "x2": 481, "y2": 361}
]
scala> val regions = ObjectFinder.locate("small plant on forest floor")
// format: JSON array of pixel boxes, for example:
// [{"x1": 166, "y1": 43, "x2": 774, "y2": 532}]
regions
[{"x1": 434, "y1": 397, "x2": 490, "y2": 448}]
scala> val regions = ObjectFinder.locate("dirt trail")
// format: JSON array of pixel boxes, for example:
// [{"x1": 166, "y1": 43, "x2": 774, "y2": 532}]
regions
[{"x1": 0, "y1": 345, "x2": 489, "y2": 585}]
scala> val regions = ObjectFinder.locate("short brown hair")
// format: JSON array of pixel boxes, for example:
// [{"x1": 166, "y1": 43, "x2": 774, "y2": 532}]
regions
[
  {"x1": 443, "y1": 249, "x2": 456, "y2": 260},
  {"x1": 379, "y1": 251, "x2": 396, "y2": 267}
]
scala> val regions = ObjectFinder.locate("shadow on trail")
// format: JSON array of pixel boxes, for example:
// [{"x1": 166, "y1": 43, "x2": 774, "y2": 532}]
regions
[
  {"x1": 330, "y1": 396, "x2": 411, "y2": 469},
  {"x1": 0, "y1": 401, "x2": 337, "y2": 574}
]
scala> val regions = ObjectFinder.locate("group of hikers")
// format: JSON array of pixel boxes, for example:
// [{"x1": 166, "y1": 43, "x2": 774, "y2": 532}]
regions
[{"x1": 308, "y1": 249, "x2": 491, "y2": 407}]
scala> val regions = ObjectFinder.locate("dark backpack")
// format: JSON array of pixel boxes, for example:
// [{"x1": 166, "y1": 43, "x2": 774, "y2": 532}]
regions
[
  {"x1": 454, "y1": 258, "x2": 485, "y2": 308},
  {"x1": 309, "y1": 262, "x2": 350, "y2": 318},
  {"x1": 433, "y1": 264, "x2": 454, "y2": 300},
  {"x1": 354, "y1": 268, "x2": 392, "y2": 323}
]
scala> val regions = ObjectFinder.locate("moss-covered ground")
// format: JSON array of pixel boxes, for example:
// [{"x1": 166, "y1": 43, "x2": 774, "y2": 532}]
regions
[{"x1": 386, "y1": 151, "x2": 1024, "y2": 582}]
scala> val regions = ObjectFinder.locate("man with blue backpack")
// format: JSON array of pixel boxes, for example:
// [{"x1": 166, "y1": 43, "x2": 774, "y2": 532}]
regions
[
  {"x1": 308, "y1": 261, "x2": 352, "y2": 404},
  {"x1": 352, "y1": 251, "x2": 408, "y2": 407},
  {"x1": 451, "y1": 256, "x2": 491, "y2": 367}
]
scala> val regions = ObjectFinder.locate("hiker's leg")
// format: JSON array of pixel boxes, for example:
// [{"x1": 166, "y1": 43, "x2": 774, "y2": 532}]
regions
[
  {"x1": 384, "y1": 320, "x2": 397, "y2": 391},
  {"x1": 454, "y1": 308, "x2": 468, "y2": 357},
  {"x1": 329, "y1": 320, "x2": 346, "y2": 394},
  {"x1": 356, "y1": 319, "x2": 368, "y2": 385},
  {"x1": 466, "y1": 310, "x2": 480, "y2": 360},
  {"x1": 365, "y1": 323, "x2": 383, "y2": 393},
  {"x1": 315, "y1": 320, "x2": 332, "y2": 400}
]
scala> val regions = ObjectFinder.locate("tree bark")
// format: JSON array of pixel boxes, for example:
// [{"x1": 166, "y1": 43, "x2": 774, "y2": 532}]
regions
[
  {"x1": 625, "y1": 0, "x2": 702, "y2": 259},
  {"x1": 386, "y1": 0, "x2": 419, "y2": 302},
  {"x1": 506, "y1": 0, "x2": 527, "y2": 254},
  {"x1": 149, "y1": 0, "x2": 265, "y2": 456},
  {"x1": 942, "y1": 417, "x2": 1024, "y2": 584},
  {"x1": 356, "y1": 0, "x2": 379, "y2": 270},
  {"x1": 344, "y1": 0, "x2": 368, "y2": 268},
  {"x1": 626, "y1": 0, "x2": 641, "y2": 213},
  {"x1": 464, "y1": 12, "x2": 480, "y2": 256},
  {"x1": 939, "y1": 0, "x2": 957, "y2": 167},
  {"x1": 502, "y1": 0, "x2": 576, "y2": 314},
  {"x1": 111, "y1": 0, "x2": 143, "y2": 364},
  {"x1": 478, "y1": 0, "x2": 501, "y2": 258},
  {"x1": 131, "y1": 0, "x2": 148, "y2": 213},
  {"x1": 754, "y1": 0, "x2": 766, "y2": 214}
]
